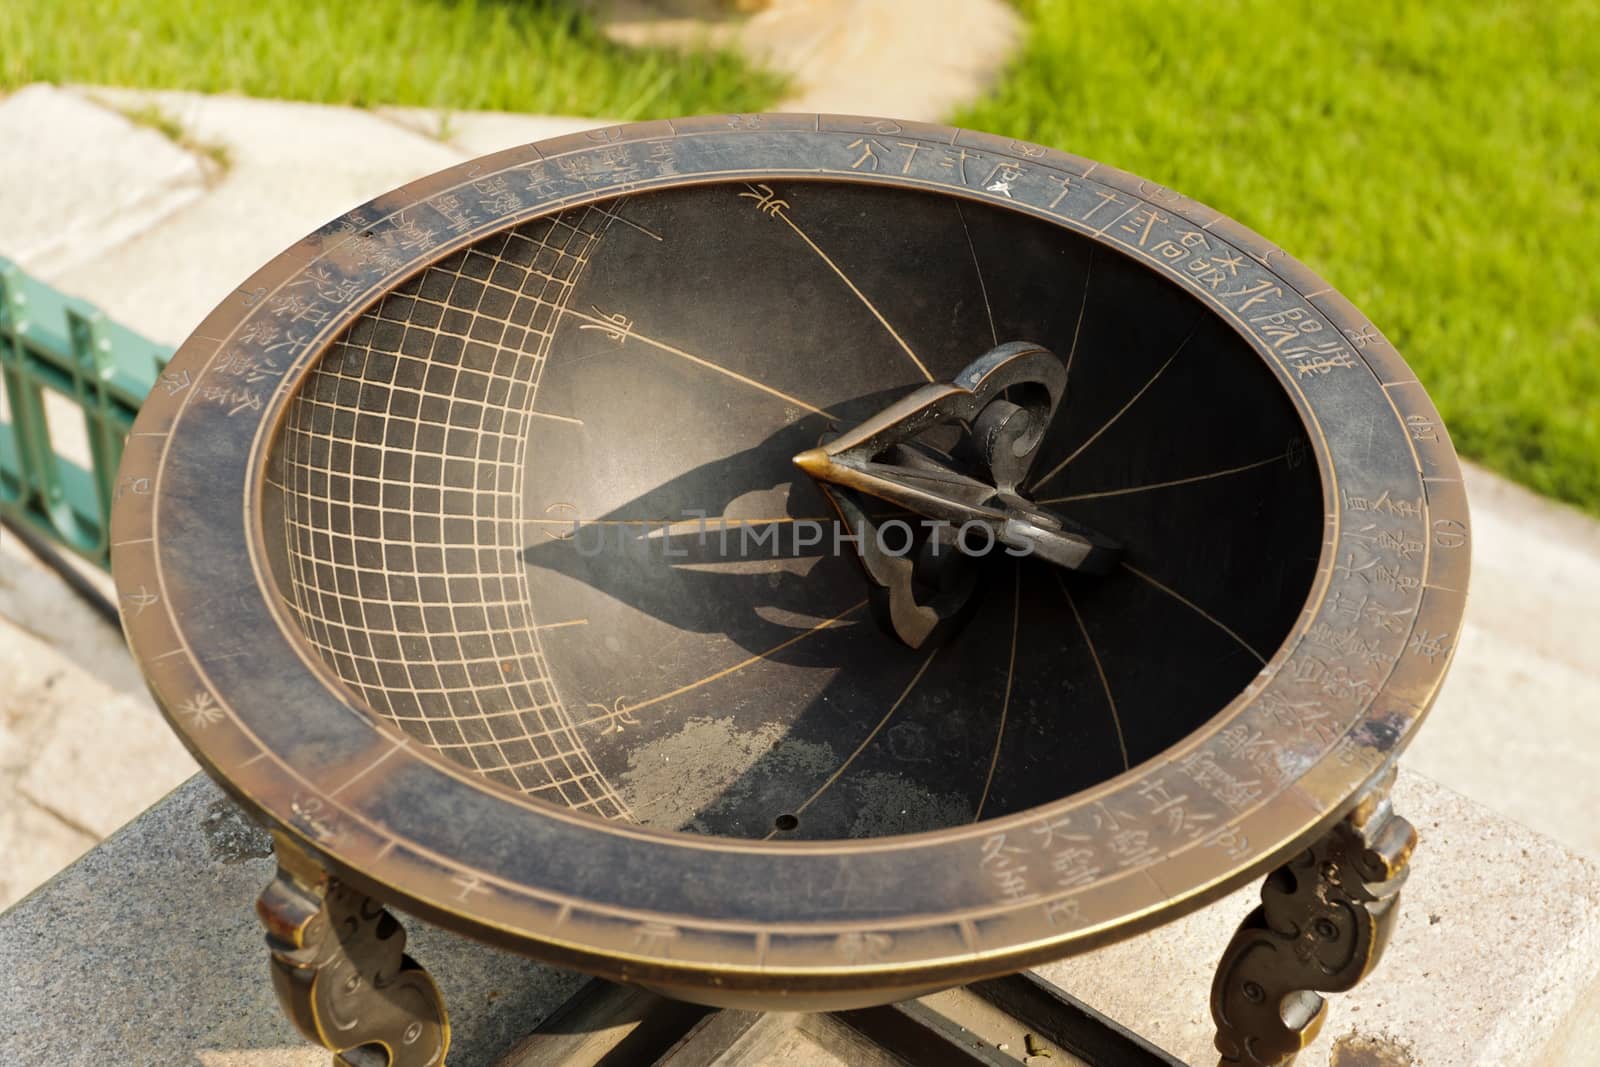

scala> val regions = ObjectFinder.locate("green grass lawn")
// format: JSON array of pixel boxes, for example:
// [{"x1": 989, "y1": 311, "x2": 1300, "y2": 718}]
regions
[
  {"x1": 957, "y1": 0, "x2": 1600, "y2": 515},
  {"x1": 0, "y1": 0, "x2": 783, "y2": 120},
  {"x1": 5, "y1": 1, "x2": 1595, "y2": 515}
]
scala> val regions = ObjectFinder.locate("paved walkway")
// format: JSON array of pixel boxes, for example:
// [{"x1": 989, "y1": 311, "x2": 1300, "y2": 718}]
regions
[
  {"x1": 0, "y1": 85, "x2": 606, "y2": 907},
  {"x1": 595, "y1": 0, "x2": 1021, "y2": 122}
]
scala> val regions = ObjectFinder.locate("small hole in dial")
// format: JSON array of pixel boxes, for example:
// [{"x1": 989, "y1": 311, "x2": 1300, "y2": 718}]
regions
[{"x1": 773, "y1": 813, "x2": 800, "y2": 832}]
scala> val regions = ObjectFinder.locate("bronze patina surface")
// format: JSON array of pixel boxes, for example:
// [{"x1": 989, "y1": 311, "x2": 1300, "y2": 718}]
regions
[{"x1": 111, "y1": 115, "x2": 1469, "y2": 1022}]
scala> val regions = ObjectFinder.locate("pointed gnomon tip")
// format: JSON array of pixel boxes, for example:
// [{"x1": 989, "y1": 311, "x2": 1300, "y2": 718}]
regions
[{"x1": 792, "y1": 447, "x2": 832, "y2": 479}]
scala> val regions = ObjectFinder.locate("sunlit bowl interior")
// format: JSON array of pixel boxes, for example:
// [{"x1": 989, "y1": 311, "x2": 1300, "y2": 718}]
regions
[{"x1": 262, "y1": 180, "x2": 1323, "y2": 841}]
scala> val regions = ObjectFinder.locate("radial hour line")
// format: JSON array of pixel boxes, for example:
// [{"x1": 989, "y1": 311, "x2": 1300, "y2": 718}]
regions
[
  {"x1": 767, "y1": 195, "x2": 934, "y2": 383},
  {"x1": 765, "y1": 644, "x2": 942, "y2": 839},
  {"x1": 584, "y1": 600, "x2": 867, "y2": 727},
  {"x1": 1063, "y1": 247, "x2": 1095, "y2": 381},
  {"x1": 973, "y1": 564, "x2": 1022, "y2": 822},
  {"x1": 594, "y1": 206, "x2": 663, "y2": 242},
  {"x1": 1032, "y1": 312, "x2": 1205, "y2": 493},
  {"x1": 527, "y1": 409, "x2": 584, "y2": 427},
  {"x1": 1035, "y1": 450, "x2": 1288, "y2": 506},
  {"x1": 1122, "y1": 562, "x2": 1268, "y2": 665},
  {"x1": 563, "y1": 305, "x2": 836, "y2": 418},
  {"x1": 956, "y1": 199, "x2": 998, "y2": 347},
  {"x1": 525, "y1": 516, "x2": 833, "y2": 527},
  {"x1": 527, "y1": 507, "x2": 915, "y2": 530},
  {"x1": 1055, "y1": 571, "x2": 1130, "y2": 771}
]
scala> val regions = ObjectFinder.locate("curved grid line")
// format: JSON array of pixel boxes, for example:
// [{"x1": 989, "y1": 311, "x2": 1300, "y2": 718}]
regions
[{"x1": 272, "y1": 206, "x2": 632, "y2": 819}]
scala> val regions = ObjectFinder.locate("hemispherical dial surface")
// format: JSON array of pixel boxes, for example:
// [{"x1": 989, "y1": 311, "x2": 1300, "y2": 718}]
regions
[{"x1": 114, "y1": 115, "x2": 1468, "y2": 1007}]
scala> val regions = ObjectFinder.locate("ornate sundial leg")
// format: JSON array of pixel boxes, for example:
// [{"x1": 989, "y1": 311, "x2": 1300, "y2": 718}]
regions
[
  {"x1": 1210, "y1": 770, "x2": 1416, "y2": 1067},
  {"x1": 256, "y1": 832, "x2": 450, "y2": 1067}
]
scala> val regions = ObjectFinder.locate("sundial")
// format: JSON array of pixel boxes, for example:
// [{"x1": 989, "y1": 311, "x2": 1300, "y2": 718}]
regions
[{"x1": 112, "y1": 114, "x2": 1469, "y2": 1066}]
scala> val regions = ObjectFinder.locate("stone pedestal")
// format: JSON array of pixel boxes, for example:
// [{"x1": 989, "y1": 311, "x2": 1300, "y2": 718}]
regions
[{"x1": 3, "y1": 768, "x2": 1597, "y2": 1066}]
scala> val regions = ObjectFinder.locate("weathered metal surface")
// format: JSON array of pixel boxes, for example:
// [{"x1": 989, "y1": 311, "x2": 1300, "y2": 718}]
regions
[
  {"x1": 1212, "y1": 771, "x2": 1416, "y2": 1066},
  {"x1": 112, "y1": 115, "x2": 1469, "y2": 1020},
  {"x1": 258, "y1": 833, "x2": 450, "y2": 1066}
]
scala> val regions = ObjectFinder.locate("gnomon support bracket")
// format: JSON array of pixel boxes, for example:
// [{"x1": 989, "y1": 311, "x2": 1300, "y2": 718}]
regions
[{"x1": 793, "y1": 341, "x2": 1120, "y2": 647}]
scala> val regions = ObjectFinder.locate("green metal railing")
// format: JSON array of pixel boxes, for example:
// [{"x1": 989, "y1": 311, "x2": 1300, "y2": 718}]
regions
[{"x1": 0, "y1": 256, "x2": 173, "y2": 571}]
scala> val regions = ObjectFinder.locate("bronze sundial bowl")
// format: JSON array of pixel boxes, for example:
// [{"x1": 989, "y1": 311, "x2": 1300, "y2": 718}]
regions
[{"x1": 111, "y1": 114, "x2": 1469, "y2": 1067}]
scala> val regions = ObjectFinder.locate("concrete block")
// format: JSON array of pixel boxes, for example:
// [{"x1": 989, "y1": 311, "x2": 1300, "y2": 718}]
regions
[
  {"x1": 0, "y1": 800, "x2": 96, "y2": 912},
  {"x1": 1037, "y1": 767, "x2": 1600, "y2": 1066},
  {"x1": 17, "y1": 686, "x2": 195, "y2": 839},
  {"x1": 1404, "y1": 462, "x2": 1600, "y2": 858},
  {"x1": 0, "y1": 534, "x2": 196, "y2": 907},
  {"x1": 4, "y1": 768, "x2": 1597, "y2": 1065},
  {"x1": 0, "y1": 533, "x2": 141, "y2": 696},
  {"x1": 0, "y1": 84, "x2": 206, "y2": 278}
]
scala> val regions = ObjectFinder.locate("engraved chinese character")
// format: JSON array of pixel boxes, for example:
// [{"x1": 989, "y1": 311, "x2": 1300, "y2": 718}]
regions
[
  {"x1": 1283, "y1": 339, "x2": 1357, "y2": 376},
  {"x1": 473, "y1": 174, "x2": 523, "y2": 217},
  {"x1": 892, "y1": 141, "x2": 926, "y2": 174},
  {"x1": 1045, "y1": 898, "x2": 1083, "y2": 927},
  {"x1": 392, "y1": 211, "x2": 439, "y2": 252},
  {"x1": 644, "y1": 139, "x2": 679, "y2": 178},
  {"x1": 1372, "y1": 563, "x2": 1421, "y2": 593},
  {"x1": 982, "y1": 161, "x2": 1024, "y2": 198},
  {"x1": 434, "y1": 193, "x2": 476, "y2": 234},
  {"x1": 121, "y1": 586, "x2": 159, "y2": 615},
  {"x1": 1031, "y1": 814, "x2": 1089, "y2": 850},
  {"x1": 226, "y1": 389, "x2": 263, "y2": 417},
  {"x1": 1250, "y1": 306, "x2": 1324, "y2": 349},
  {"x1": 1405, "y1": 414, "x2": 1439, "y2": 442},
  {"x1": 1260, "y1": 691, "x2": 1338, "y2": 746},
  {"x1": 179, "y1": 690, "x2": 223, "y2": 729},
  {"x1": 450, "y1": 874, "x2": 487, "y2": 901},
  {"x1": 846, "y1": 137, "x2": 889, "y2": 171},
  {"x1": 980, "y1": 832, "x2": 1039, "y2": 903},
  {"x1": 738, "y1": 183, "x2": 790, "y2": 217},
  {"x1": 1050, "y1": 846, "x2": 1101, "y2": 888},
  {"x1": 1206, "y1": 827, "x2": 1250, "y2": 860},
  {"x1": 1047, "y1": 173, "x2": 1075, "y2": 209},
  {"x1": 835, "y1": 931, "x2": 893, "y2": 963},
  {"x1": 632, "y1": 922, "x2": 681, "y2": 954},
  {"x1": 1220, "y1": 279, "x2": 1284, "y2": 312},
  {"x1": 1408, "y1": 629, "x2": 1452, "y2": 662},
  {"x1": 291, "y1": 264, "x2": 362, "y2": 305},
  {"x1": 1080, "y1": 190, "x2": 1124, "y2": 223},
  {"x1": 1108, "y1": 828, "x2": 1160, "y2": 868},
  {"x1": 1334, "y1": 551, "x2": 1378, "y2": 584},
  {"x1": 113, "y1": 475, "x2": 151, "y2": 499},
  {"x1": 1136, "y1": 778, "x2": 1189, "y2": 816},
  {"x1": 234, "y1": 319, "x2": 279, "y2": 347},
  {"x1": 1433, "y1": 518, "x2": 1468, "y2": 549},
  {"x1": 1117, "y1": 207, "x2": 1168, "y2": 247},
  {"x1": 938, "y1": 147, "x2": 982, "y2": 184},
  {"x1": 578, "y1": 305, "x2": 633, "y2": 345},
  {"x1": 157, "y1": 369, "x2": 192, "y2": 396},
  {"x1": 1343, "y1": 324, "x2": 1383, "y2": 349},
  {"x1": 525, "y1": 164, "x2": 562, "y2": 199}
]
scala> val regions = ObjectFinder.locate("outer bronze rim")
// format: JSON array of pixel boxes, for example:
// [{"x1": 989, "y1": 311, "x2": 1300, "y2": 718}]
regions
[{"x1": 111, "y1": 114, "x2": 1469, "y2": 1003}]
